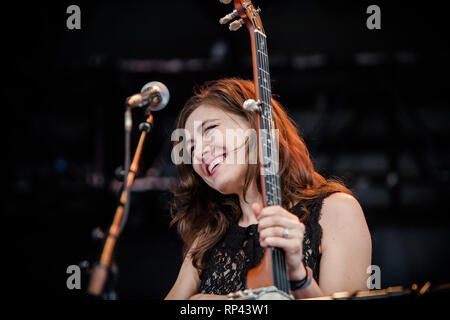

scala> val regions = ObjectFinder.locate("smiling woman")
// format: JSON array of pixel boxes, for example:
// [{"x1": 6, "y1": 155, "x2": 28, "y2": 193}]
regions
[
  {"x1": 184, "y1": 103, "x2": 255, "y2": 194},
  {"x1": 165, "y1": 78, "x2": 372, "y2": 300}
]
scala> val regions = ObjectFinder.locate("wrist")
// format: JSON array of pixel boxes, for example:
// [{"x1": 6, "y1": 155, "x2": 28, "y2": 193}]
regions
[
  {"x1": 289, "y1": 266, "x2": 313, "y2": 292},
  {"x1": 289, "y1": 263, "x2": 307, "y2": 281}
]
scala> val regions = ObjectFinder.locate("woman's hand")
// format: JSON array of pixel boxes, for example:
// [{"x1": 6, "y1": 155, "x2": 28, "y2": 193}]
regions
[{"x1": 252, "y1": 203, "x2": 307, "y2": 281}]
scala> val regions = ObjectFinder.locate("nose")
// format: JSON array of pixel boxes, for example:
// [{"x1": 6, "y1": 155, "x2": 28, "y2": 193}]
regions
[
  {"x1": 191, "y1": 142, "x2": 211, "y2": 165},
  {"x1": 201, "y1": 144, "x2": 213, "y2": 161}
]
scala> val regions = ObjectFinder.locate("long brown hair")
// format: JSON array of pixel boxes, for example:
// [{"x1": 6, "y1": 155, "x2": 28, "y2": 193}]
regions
[{"x1": 170, "y1": 78, "x2": 352, "y2": 270}]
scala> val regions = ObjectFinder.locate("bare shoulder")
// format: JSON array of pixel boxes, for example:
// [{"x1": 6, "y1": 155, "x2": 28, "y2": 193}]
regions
[
  {"x1": 317, "y1": 192, "x2": 372, "y2": 294},
  {"x1": 319, "y1": 192, "x2": 371, "y2": 250},
  {"x1": 321, "y1": 192, "x2": 365, "y2": 223}
]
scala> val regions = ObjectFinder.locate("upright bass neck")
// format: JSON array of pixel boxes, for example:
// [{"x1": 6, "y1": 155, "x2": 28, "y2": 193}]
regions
[
  {"x1": 248, "y1": 24, "x2": 290, "y2": 296},
  {"x1": 223, "y1": 0, "x2": 291, "y2": 295}
]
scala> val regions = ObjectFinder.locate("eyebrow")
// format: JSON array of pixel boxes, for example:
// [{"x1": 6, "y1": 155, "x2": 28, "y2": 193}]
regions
[{"x1": 187, "y1": 118, "x2": 219, "y2": 145}]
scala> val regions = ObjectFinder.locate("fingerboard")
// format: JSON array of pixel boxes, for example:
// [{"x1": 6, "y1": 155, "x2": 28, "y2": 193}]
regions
[
  {"x1": 253, "y1": 29, "x2": 290, "y2": 294},
  {"x1": 254, "y1": 30, "x2": 281, "y2": 207}
]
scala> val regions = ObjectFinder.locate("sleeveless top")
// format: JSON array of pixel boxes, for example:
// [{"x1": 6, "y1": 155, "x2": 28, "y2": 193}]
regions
[{"x1": 198, "y1": 191, "x2": 338, "y2": 295}]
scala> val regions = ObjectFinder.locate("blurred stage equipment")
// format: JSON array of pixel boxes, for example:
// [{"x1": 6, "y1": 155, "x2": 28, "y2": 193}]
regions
[
  {"x1": 227, "y1": 282, "x2": 450, "y2": 300},
  {"x1": 87, "y1": 81, "x2": 170, "y2": 297}
]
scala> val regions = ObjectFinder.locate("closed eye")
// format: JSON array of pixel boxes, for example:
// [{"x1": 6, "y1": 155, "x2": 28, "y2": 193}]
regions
[
  {"x1": 189, "y1": 124, "x2": 218, "y2": 158},
  {"x1": 204, "y1": 124, "x2": 218, "y2": 135}
]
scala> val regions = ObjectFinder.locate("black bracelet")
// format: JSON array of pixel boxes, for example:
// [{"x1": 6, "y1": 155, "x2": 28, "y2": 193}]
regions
[{"x1": 289, "y1": 267, "x2": 313, "y2": 291}]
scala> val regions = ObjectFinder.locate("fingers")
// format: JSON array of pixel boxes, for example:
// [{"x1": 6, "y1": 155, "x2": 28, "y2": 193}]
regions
[
  {"x1": 252, "y1": 204, "x2": 305, "y2": 232},
  {"x1": 258, "y1": 224, "x2": 304, "y2": 249},
  {"x1": 259, "y1": 226, "x2": 299, "y2": 240},
  {"x1": 257, "y1": 214, "x2": 304, "y2": 234},
  {"x1": 252, "y1": 204, "x2": 305, "y2": 253},
  {"x1": 256, "y1": 205, "x2": 299, "y2": 222},
  {"x1": 260, "y1": 236, "x2": 303, "y2": 254}
]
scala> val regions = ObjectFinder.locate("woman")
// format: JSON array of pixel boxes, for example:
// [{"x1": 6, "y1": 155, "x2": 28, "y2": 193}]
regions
[{"x1": 165, "y1": 78, "x2": 372, "y2": 300}]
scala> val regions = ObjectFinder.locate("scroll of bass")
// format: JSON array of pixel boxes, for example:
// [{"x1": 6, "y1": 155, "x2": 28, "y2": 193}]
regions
[{"x1": 219, "y1": 0, "x2": 293, "y2": 300}]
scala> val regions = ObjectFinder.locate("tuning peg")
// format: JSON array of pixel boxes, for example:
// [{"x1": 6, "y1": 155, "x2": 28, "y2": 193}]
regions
[
  {"x1": 219, "y1": 9, "x2": 239, "y2": 24},
  {"x1": 229, "y1": 18, "x2": 244, "y2": 31},
  {"x1": 243, "y1": 99, "x2": 261, "y2": 112}
]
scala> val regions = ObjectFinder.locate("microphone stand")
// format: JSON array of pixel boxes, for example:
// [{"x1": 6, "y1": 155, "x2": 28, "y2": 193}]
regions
[{"x1": 88, "y1": 106, "x2": 155, "y2": 297}]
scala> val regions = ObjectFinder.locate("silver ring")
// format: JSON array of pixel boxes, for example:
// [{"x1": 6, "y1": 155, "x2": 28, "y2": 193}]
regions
[{"x1": 282, "y1": 228, "x2": 289, "y2": 238}]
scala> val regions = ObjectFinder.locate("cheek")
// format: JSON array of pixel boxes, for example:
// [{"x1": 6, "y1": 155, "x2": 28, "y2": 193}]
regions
[
  {"x1": 224, "y1": 162, "x2": 247, "y2": 181},
  {"x1": 192, "y1": 163, "x2": 203, "y2": 177}
]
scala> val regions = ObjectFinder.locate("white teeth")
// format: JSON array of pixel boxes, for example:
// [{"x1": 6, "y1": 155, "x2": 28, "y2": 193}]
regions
[{"x1": 208, "y1": 156, "x2": 224, "y2": 174}]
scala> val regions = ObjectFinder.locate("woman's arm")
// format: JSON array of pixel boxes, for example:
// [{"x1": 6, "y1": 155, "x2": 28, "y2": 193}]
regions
[
  {"x1": 164, "y1": 252, "x2": 201, "y2": 300},
  {"x1": 252, "y1": 192, "x2": 371, "y2": 299},
  {"x1": 167, "y1": 192, "x2": 371, "y2": 300},
  {"x1": 164, "y1": 238, "x2": 229, "y2": 300},
  {"x1": 317, "y1": 192, "x2": 372, "y2": 296},
  {"x1": 253, "y1": 203, "x2": 326, "y2": 299}
]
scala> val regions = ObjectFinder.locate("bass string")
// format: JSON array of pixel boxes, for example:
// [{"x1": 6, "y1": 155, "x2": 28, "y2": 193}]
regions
[
  {"x1": 273, "y1": 248, "x2": 280, "y2": 290},
  {"x1": 278, "y1": 248, "x2": 287, "y2": 293}
]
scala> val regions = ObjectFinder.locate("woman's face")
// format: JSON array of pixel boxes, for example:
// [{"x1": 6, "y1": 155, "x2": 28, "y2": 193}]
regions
[{"x1": 184, "y1": 104, "x2": 252, "y2": 195}]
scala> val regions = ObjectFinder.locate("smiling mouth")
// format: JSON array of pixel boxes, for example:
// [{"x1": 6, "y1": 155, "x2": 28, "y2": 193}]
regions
[{"x1": 207, "y1": 154, "x2": 226, "y2": 176}]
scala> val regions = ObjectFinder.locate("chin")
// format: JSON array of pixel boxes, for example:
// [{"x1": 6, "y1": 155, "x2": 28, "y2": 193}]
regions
[
  {"x1": 209, "y1": 176, "x2": 235, "y2": 195},
  {"x1": 207, "y1": 165, "x2": 245, "y2": 195}
]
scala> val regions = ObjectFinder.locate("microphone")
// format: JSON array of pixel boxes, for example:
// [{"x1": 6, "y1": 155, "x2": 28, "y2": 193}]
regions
[{"x1": 125, "y1": 81, "x2": 170, "y2": 112}]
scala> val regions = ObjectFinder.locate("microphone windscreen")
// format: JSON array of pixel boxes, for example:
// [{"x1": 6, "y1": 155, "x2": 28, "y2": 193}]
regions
[{"x1": 141, "y1": 81, "x2": 170, "y2": 111}]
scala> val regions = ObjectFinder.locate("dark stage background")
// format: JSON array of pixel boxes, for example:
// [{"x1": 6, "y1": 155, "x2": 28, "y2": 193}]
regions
[{"x1": 4, "y1": 0, "x2": 449, "y2": 299}]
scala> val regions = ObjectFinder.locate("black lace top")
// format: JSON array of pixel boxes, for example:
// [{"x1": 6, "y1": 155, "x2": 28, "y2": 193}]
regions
[{"x1": 198, "y1": 192, "x2": 338, "y2": 295}]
